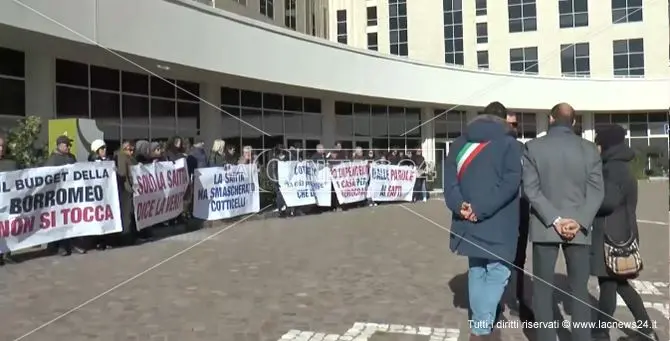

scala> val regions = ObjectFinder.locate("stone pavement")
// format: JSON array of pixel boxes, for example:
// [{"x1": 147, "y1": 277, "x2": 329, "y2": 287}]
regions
[{"x1": 0, "y1": 199, "x2": 667, "y2": 341}]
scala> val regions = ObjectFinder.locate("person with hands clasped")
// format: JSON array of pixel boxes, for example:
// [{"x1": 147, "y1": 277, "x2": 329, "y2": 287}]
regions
[
  {"x1": 444, "y1": 102, "x2": 523, "y2": 341},
  {"x1": 522, "y1": 103, "x2": 604, "y2": 341}
]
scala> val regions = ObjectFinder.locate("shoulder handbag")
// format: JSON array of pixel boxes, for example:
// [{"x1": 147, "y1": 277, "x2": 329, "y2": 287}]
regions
[{"x1": 603, "y1": 232, "x2": 643, "y2": 277}]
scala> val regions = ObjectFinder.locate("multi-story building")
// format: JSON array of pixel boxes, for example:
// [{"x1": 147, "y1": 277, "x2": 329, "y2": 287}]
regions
[
  {"x1": 0, "y1": 0, "x2": 668, "y2": 184},
  {"x1": 328, "y1": 0, "x2": 669, "y2": 78},
  {"x1": 211, "y1": 0, "x2": 329, "y2": 38}
]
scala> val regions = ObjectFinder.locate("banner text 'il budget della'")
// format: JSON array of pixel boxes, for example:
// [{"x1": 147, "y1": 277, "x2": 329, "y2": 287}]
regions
[
  {"x1": 131, "y1": 159, "x2": 189, "y2": 230},
  {"x1": 0, "y1": 162, "x2": 122, "y2": 252}
]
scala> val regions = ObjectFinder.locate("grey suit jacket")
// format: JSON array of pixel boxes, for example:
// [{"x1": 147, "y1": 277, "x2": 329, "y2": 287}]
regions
[{"x1": 522, "y1": 126, "x2": 604, "y2": 245}]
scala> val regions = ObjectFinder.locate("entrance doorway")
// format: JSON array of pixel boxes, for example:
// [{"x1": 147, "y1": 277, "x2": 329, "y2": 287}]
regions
[{"x1": 432, "y1": 140, "x2": 452, "y2": 190}]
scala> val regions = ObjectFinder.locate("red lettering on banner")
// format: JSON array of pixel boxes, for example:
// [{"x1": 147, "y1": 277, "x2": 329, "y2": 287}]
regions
[
  {"x1": 385, "y1": 185, "x2": 401, "y2": 197},
  {"x1": 342, "y1": 188, "x2": 366, "y2": 198},
  {"x1": 167, "y1": 168, "x2": 187, "y2": 188},
  {"x1": 60, "y1": 205, "x2": 114, "y2": 224},
  {"x1": 136, "y1": 173, "x2": 167, "y2": 195},
  {"x1": 333, "y1": 165, "x2": 368, "y2": 179},
  {"x1": 338, "y1": 178, "x2": 356, "y2": 188},
  {"x1": 136, "y1": 193, "x2": 185, "y2": 221},
  {"x1": 136, "y1": 200, "x2": 156, "y2": 221},
  {"x1": 390, "y1": 169, "x2": 415, "y2": 182},
  {"x1": 0, "y1": 216, "x2": 36, "y2": 238},
  {"x1": 39, "y1": 211, "x2": 57, "y2": 229}
]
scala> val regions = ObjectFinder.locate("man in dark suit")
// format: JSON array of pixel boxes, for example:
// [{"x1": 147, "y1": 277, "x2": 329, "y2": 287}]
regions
[{"x1": 523, "y1": 103, "x2": 604, "y2": 341}]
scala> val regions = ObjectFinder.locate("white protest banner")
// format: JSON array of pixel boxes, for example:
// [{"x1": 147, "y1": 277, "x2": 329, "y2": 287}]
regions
[
  {"x1": 331, "y1": 161, "x2": 369, "y2": 204},
  {"x1": 277, "y1": 161, "x2": 331, "y2": 207},
  {"x1": 131, "y1": 159, "x2": 189, "y2": 230},
  {"x1": 310, "y1": 165, "x2": 332, "y2": 207},
  {"x1": 193, "y1": 164, "x2": 260, "y2": 220},
  {"x1": 367, "y1": 164, "x2": 416, "y2": 202},
  {"x1": 0, "y1": 162, "x2": 121, "y2": 252}
]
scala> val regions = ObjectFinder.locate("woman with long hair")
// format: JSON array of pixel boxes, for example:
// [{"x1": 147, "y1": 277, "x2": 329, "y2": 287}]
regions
[
  {"x1": 209, "y1": 139, "x2": 227, "y2": 166},
  {"x1": 591, "y1": 124, "x2": 659, "y2": 341}
]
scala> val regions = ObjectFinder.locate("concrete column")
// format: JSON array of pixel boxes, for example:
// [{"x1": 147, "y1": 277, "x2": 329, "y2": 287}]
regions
[
  {"x1": 199, "y1": 82, "x2": 223, "y2": 148},
  {"x1": 536, "y1": 111, "x2": 549, "y2": 137},
  {"x1": 466, "y1": 110, "x2": 477, "y2": 122},
  {"x1": 581, "y1": 112, "x2": 595, "y2": 141},
  {"x1": 321, "y1": 97, "x2": 335, "y2": 147},
  {"x1": 24, "y1": 52, "x2": 55, "y2": 143},
  {"x1": 420, "y1": 107, "x2": 435, "y2": 164}
]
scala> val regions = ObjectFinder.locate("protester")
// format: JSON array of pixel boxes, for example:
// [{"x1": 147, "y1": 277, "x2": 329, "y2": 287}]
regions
[
  {"x1": 88, "y1": 139, "x2": 108, "y2": 162},
  {"x1": 224, "y1": 144, "x2": 237, "y2": 164},
  {"x1": 312, "y1": 144, "x2": 327, "y2": 162},
  {"x1": 45, "y1": 135, "x2": 86, "y2": 256},
  {"x1": 444, "y1": 110, "x2": 522, "y2": 340},
  {"x1": 352, "y1": 146, "x2": 365, "y2": 160},
  {"x1": 387, "y1": 149, "x2": 400, "y2": 165},
  {"x1": 268, "y1": 145, "x2": 289, "y2": 216},
  {"x1": 115, "y1": 141, "x2": 137, "y2": 246},
  {"x1": 165, "y1": 136, "x2": 185, "y2": 162},
  {"x1": 522, "y1": 103, "x2": 604, "y2": 341},
  {"x1": 411, "y1": 149, "x2": 427, "y2": 202},
  {"x1": 591, "y1": 124, "x2": 659, "y2": 341},
  {"x1": 238, "y1": 145, "x2": 253, "y2": 164},
  {"x1": 209, "y1": 139, "x2": 227, "y2": 166},
  {"x1": 0, "y1": 135, "x2": 19, "y2": 265},
  {"x1": 87, "y1": 139, "x2": 111, "y2": 250}
]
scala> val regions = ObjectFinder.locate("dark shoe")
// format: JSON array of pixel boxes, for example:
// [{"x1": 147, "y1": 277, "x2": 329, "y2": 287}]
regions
[
  {"x1": 59, "y1": 248, "x2": 71, "y2": 256},
  {"x1": 518, "y1": 301, "x2": 535, "y2": 322},
  {"x1": 1, "y1": 254, "x2": 19, "y2": 265}
]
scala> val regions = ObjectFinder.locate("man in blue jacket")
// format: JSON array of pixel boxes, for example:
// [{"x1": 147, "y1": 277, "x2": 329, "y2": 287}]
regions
[{"x1": 443, "y1": 102, "x2": 522, "y2": 340}]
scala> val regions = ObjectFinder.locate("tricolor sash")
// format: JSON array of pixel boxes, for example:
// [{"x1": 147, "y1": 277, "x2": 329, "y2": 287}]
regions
[{"x1": 455, "y1": 141, "x2": 490, "y2": 180}]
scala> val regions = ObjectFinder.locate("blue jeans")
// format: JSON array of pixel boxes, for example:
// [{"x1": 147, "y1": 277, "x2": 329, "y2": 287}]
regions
[{"x1": 468, "y1": 257, "x2": 511, "y2": 335}]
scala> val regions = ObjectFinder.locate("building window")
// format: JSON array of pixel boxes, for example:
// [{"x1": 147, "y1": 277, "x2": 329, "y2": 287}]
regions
[
  {"x1": 367, "y1": 32, "x2": 379, "y2": 51},
  {"x1": 613, "y1": 38, "x2": 645, "y2": 77},
  {"x1": 477, "y1": 50, "x2": 489, "y2": 69},
  {"x1": 612, "y1": 0, "x2": 643, "y2": 23},
  {"x1": 0, "y1": 47, "x2": 25, "y2": 117},
  {"x1": 508, "y1": 0, "x2": 537, "y2": 33},
  {"x1": 336, "y1": 10, "x2": 347, "y2": 44},
  {"x1": 221, "y1": 87, "x2": 322, "y2": 157},
  {"x1": 54, "y1": 59, "x2": 200, "y2": 145},
  {"x1": 559, "y1": 0, "x2": 589, "y2": 28},
  {"x1": 476, "y1": 22, "x2": 488, "y2": 43},
  {"x1": 334, "y1": 103, "x2": 422, "y2": 151},
  {"x1": 284, "y1": 0, "x2": 296, "y2": 30},
  {"x1": 259, "y1": 0, "x2": 273, "y2": 19},
  {"x1": 476, "y1": 0, "x2": 487, "y2": 15},
  {"x1": 443, "y1": 0, "x2": 464, "y2": 65},
  {"x1": 509, "y1": 46, "x2": 539, "y2": 74},
  {"x1": 367, "y1": 6, "x2": 378, "y2": 26},
  {"x1": 518, "y1": 113, "x2": 537, "y2": 139},
  {"x1": 560, "y1": 43, "x2": 590, "y2": 77},
  {"x1": 389, "y1": 0, "x2": 408, "y2": 56}
]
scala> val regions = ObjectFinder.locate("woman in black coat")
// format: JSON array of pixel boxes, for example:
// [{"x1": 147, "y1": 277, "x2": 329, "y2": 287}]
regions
[{"x1": 590, "y1": 124, "x2": 658, "y2": 341}]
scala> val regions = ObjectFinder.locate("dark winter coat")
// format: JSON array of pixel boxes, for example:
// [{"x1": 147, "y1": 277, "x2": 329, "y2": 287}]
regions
[
  {"x1": 45, "y1": 150, "x2": 77, "y2": 166},
  {"x1": 590, "y1": 143, "x2": 639, "y2": 277},
  {"x1": 444, "y1": 115, "x2": 522, "y2": 262}
]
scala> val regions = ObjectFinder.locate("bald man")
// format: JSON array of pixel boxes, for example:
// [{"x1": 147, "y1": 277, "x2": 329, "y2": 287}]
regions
[{"x1": 522, "y1": 103, "x2": 604, "y2": 341}]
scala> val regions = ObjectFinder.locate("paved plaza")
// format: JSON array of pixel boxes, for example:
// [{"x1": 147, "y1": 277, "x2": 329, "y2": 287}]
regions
[{"x1": 0, "y1": 188, "x2": 668, "y2": 341}]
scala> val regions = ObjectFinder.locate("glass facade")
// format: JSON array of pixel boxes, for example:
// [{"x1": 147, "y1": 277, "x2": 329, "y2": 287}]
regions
[
  {"x1": 54, "y1": 59, "x2": 200, "y2": 151},
  {"x1": 594, "y1": 112, "x2": 670, "y2": 175},
  {"x1": 0, "y1": 47, "x2": 25, "y2": 121},
  {"x1": 335, "y1": 101, "x2": 421, "y2": 151},
  {"x1": 220, "y1": 87, "x2": 322, "y2": 156}
]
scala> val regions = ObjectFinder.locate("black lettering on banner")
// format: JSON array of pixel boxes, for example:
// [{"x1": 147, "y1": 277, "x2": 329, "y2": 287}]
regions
[{"x1": 9, "y1": 186, "x2": 105, "y2": 215}]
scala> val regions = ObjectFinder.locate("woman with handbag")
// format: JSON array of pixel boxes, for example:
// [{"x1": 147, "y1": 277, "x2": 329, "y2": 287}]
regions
[{"x1": 590, "y1": 124, "x2": 658, "y2": 341}]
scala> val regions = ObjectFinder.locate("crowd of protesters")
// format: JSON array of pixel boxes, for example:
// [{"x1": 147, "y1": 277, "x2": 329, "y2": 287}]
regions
[{"x1": 0, "y1": 134, "x2": 431, "y2": 265}]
